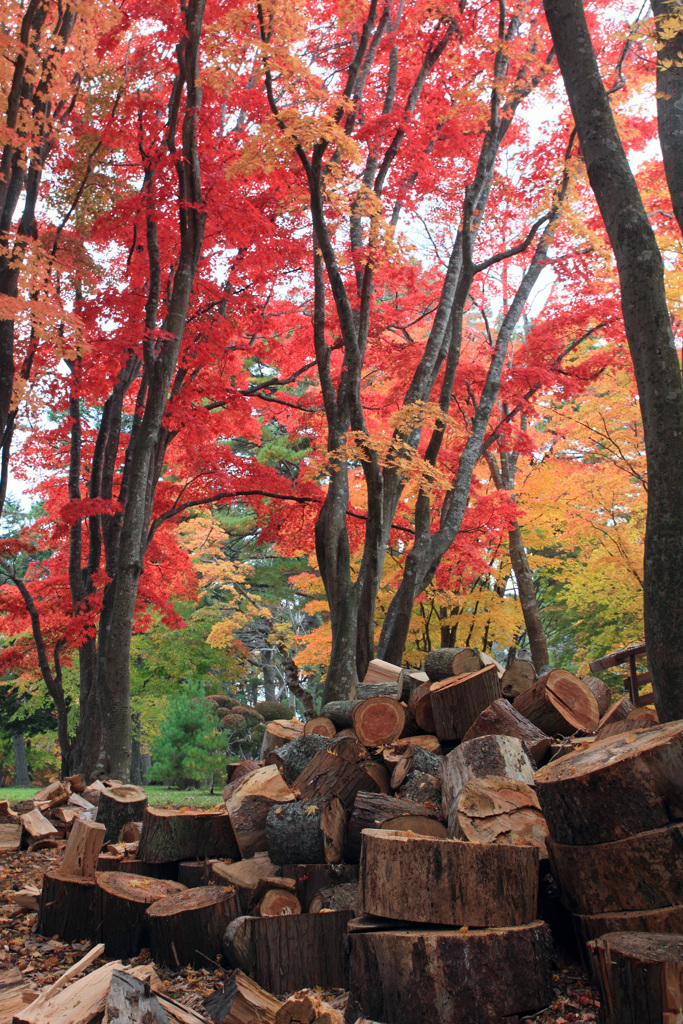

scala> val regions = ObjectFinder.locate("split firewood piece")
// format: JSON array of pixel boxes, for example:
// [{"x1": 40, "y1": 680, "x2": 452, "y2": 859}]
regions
[
  {"x1": 0, "y1": 800, "x2": 19, "y2": 822},
  {"x1": 513, "y1": 669, "x2": 599, "y2": 735},
  {"x1": 359, "y1": 828, "x2": 538, "y2": 927},
  {"x1": 266, "y1": 735, "x2": 335, "y2": 786},
  {"x1": 104, "y1": 970, "x2": 170, "y2": 1024},
  {"x1": 581, "y1": 675, "x2": 612, "y2": 716},
  {"x1": 256, "y1": 887, "x2": 302, "y2": 917},
  {"x1": 68, "y1": 793, "x2": 98, "y2": 821},
  {"x1": 352, "y1": 697, "x2": 406, "y2": 747},
  {"x1": 5, "y1": 885, "x2": 41, "y2": 911},
  {"x1": 424, "y1": 647, "x2": 486, "y2": 681},
  {"x1": 139, "y1": 807, "x2": 239, "y2": 863},
  {"x1": 390, "y1": 746, "x2": 442, "y2": 791},
  {"x1": 147, "y1": 886, "x2": 239, "y2": 968},
  {"x1": 225, "y1": 764, "x2": 296, "y2": 858},
  {"x1": 14, "y1": 960, "x2": 157, "y2": 1024},
  {"x1": 362, "y1": 658, "x2": 404, "y2": 687},
  {"x1": 0, "y1": 822, "x2": 22, "y2": 851},
  {"x1": 82, "y1": 779, "x2": 108, "y2": 806},
  {"x1": 266, "y1": 799, "x2": 346, "y2": 865},
  {"x1": 319, "y1": 701, "x2": 361, "y2": 731},
  {"x1": 96, "y1": 785, "x2": 148, "y2": 844},
  {"x1": 223, "y1": 911, "x2": 353, "y2": 994},
  {"x1": 97, "y1": 871, "x2": 187, "y2": 958},
  {"x1": 587, "y1": 932, "x2": 683, "y2": 1024},
  {"x1": 0, "y1": 966, "x2": 29, "y2": 1022},
  {"x1": 382, "y1": 736, "x2": 442, "y2": 768},
  {"x1": 20, "y1": 808, "x2": 58, "y2": 843},
  {"x1": 52, "y1": 806, "x2": 81, "y2": 826},
  {"x1": 260, "y1": 719, "x2": 305, "y2": 759},
  {"x1": 441, "y1": 734, "x2": 535, "y2": 817},
  {"x1": 406, "y1": 683, "x2": 435, "y2": 734},
  {"x1": 303, "y1": 717, "x2": 336, "y2": 738},
  {"x1": 37, "y1": 871, "x2": 100, "y2": 942},
  {"x1": 63, "y1": 773, "x2": 85, "y2": 793},
  {"x1": 449, "y1": 776, "x2": 550, "y2": 858},
  {"x1": 210, "y1": 852, "x2": 281, "y2": 914},
  {"x1": 462, "y1": 698, "x2": 552, "y2": 766},
  {"x1": 396, "y1": 669, "x2": 429, "y2": 703},
  {"x1": 429, "y1": 666, "x2": 502, "y2": 742},
  {"x1": 343, "y1": 792, "x2": 443, "y2": 862},
  {"x1": 32, "y1": 780, "x2": 71, "y2": 810},
  {"x1": 330, "y1": 735, "x2": 365, "y2": 763},
  {"x1": 204, "y1": 970, "x2": 282, "y2": 1024},
  {"x1": 359, "y1": 760, "x2": 391, "y2": 794},
  {"x1": 348, "y1": 922, "x2": 552, "y2": 1024},
  {"x1": 535, "y1": 720, "x2": 683, "y2": 846},
  {"x1": 225, "y1": 760, "x2": 261, "y2": 788},
  {"x1": 350, "y1": 681, "x2": 401, "y2": 701},
  {"x1": 294, "y1": 750, "x2": 378, "y2": 808},
  {"x1": 309, "y1": 881, "x2": 359, "y2": 915},
  {"x1": 59, "y1": 818, "x2": 106, "y2": 877},
  {"x1": 574, "y1": 905, "x2": 683, "y2": 950},
  {"x1": 395, "y1": 771, "x2": 441, "y2": 809},
  {"x1": 596, "y1": 695, "x2": 635, "y2": 733},
  {"x1": 279, "y1": 864, "x2": 359, "y2": 912},
  {"x1": 274, "y1": 991, "x2": 343, "y2": 1024},
  {"x1": 501, "y1": 652, "x2": 536, "y2": 698}
]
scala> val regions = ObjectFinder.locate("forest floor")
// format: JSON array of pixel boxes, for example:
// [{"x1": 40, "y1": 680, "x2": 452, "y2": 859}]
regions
[{"x1": 0, "y1": 846, "x2": 601, "y2": 1023}]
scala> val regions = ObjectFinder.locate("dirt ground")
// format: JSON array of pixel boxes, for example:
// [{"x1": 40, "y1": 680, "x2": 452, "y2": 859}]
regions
[{"x1": 0, "y1": 847, "x2": 601, "y2": 1023}]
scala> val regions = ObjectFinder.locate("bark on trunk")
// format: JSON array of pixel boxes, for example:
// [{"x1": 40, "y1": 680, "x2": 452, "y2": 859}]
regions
[{"x1": 12, "y1": 733, "x2": 29, "y2": 786}]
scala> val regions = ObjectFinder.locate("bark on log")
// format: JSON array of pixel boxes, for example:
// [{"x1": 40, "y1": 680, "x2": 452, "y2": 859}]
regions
[
  {"x1": 348, "y1": 922, "x2": 553, "y2": 1024},
  {"x1": 350, "y1": 681, "x2": 401, "y2": 700},
  {"x1": 266, "y1": 798, "x2": 346, "y2": 865},
  {"x1": 359, "y1": 828, "x2": 538, "y2": 926},
  {"x1": 406, "y1": 682, "x2": 435, "y2": 733},
  {"x1": 597, "y1": 696, "x2": 635, "y2": 732},
  {"x1": 352, "y1": 697, "x2": 407, "y2": 746},
  {"x1": 462, "y1": 698, "x2": 551, "y2": 765},
  {"x1": 396, "y1": 771, "x2": 441, "y2": 809},
  {"x1": 575, "y1": 904, "x2": 683, "y2": 949},
  {"x1": 396, "y1": 670, "x2": 429, "y2": 703},
  {"x1": 534, "y1": 721, "x2": 683, "y2": 845},
  {"x1": 513, "y1": 669, "x2": 599, "y2": 735},
  {"x1": 319, "y1": 701, "x2": 361, "y2": 730},
  {"x1": 501, "y1": 653, "x2": 536, "y2": 698},
  {"x1": 209, "y1": 852, "x2": 280, "y2": 914},
  {"x1": 390, "y1": 746, "x2": 442, "y2": 790},
  {"x1": 59, "y1": 818, "x2": 106, "y2": 877},
  {"x1": 225, "y1": 764, "x2": 296, "y2": 858},
  {"x1": 96, "y1": 871, "x2": 186, "y2": 958},
  {"x1": 260, "y1": 720, "x2": 305, "y2": 759},
  {"x1": 204, "y1": 969, "x2": 282, "y2": 1024},
  {"x1": 441, "y1": 735, "x2": 535, "y2": 817},
  {"x1": 37, "y1": 870, "x2": 99, "y2": 942},
  {"x1": 359, "y1": 760, "x2": 391, "y2": 794},
  {"x1": 96, "y1": 785, "x2": 148, "y2": 844},
  {"x1": 222, "y1": 911, "x2": 353, "y2": 993},
  {"x1": 430, "y1": 667, "x2": 502, "y2": 742},
  {"x1": 177, "y1": 860, "x2": 210, "y2": 887},
  {"x1": 146, "y1": 886, "x2": 239, "y2": 968},
  {"x1": 225, "y1": 760, "x2": 261, "y2": 786},
  {"x1": 309, "y1": 881, "x2": 359, "y2": 914},
  {"x1": 330, "y1": 734, "x2": 365, "y2": 763},
  {"x1": 293, "y1": 750, "x2": 378, "y2": 808},
  {"x1": 424, "y1": 647, "x2": 484, "y2": 681},
  {"x1": 588, "y1": 931, "x2": 683, "y2": 1024},
  {"x1": 582, "y1": 676, "x2": 612, "y2": 716},
  {"x1": 343, "y1": 792, "x2": 442, "y2": 862},
  {"x1": 279, "y1": 863, "x2": 359, "y2": 911},
  {"x1": 303, "y1": 717, "x2": 336, "y2": 738},
  {"x1": 449, "y1": 776, "x2": 550, "y2": 858},
  {"x1": 138, "y1": 807, "x2": 239, "y2": 863},
  {"x1": 265, "y1": 734, "x2": 335, "y2": 786}
]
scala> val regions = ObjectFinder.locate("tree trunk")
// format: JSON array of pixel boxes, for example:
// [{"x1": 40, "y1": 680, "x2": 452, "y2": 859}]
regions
[
  {"x1": 508, "y1": 523, "x2": 550, "y2": 672},
  {"x1": 12, "y1": 733, "x2": 29, "y2": 786}
]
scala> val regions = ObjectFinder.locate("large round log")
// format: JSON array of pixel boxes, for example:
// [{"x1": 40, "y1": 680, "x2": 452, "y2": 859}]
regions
[
  {"x1": 96, "y1": 785, "x2": 148, "y2": 844},
  {"x1": 587, "y1": 932, "x2": 683, "y2": 1024},
  {"x1": 343, "y1": 792, "x2": 443, "y2": 862},
  {"x1": 574, "y1": 904, "x2": 683, "y2": 949},
  {"x1": 266, "y1": 798, "x2": 346, "y2": 865},
  {"x1": 138, "y1": 807, "x2": 239, "y2": 863},
  {"x1": 513, "y1": 669, "x2": 599, "y2": 735},
  {"x1": 429, "y1": 666, "x2": 502, "y2": 742},
  {"x1": 147, "y1": 886, "x2": 239, "y2": 968},
  {"x1": 257, "y1": 888, "x2": 301, "y2": 917},
  {"x1": 352, "y1": 697, "x2": 406, "y2": 746},
  {"x1": 407, "y1": 682, "x2": 436, "y2": 733},
  {"x1": 348, "y1": 922, "x2": 553, "y2": 1024},
  {"x1": 582, "y1": 675, "x2": 612, "y2": 716},
  {"x1": 441, "y1": 734, "x2": 535, "y2": 817},
  {"x1": 260, "y1": 719, "x2": 305, "y2": 759},
  {"x1": 319, "y1": 701, "x2": 361, "y2": 730},
  {"x1": 501, "y1": 653, "x2": 536, "y2": 698},
  {"x1": 309, "y1": 881, "x2": 358, "y2": 914},
  {"x1": 293, "y1": 750, "x2": 378, "y2": 808},
  {"x1": 534, "y1": 721, "x2": 683, "y2": 845},
  {"x1": 330, "y1": 734, "x2": 365, "y2": 763},
  {"x1": 449, "y1": 776, "x2": 549, "y2": 858},
  {"x1": 225, "y1": 764, "x2": 296, "y2": 858},
  {"x1": 303, "y1": 717, "x2": 336, "y2": 738},
  {"x1": 265, "y1": 734, "x2": 335, "y2": 785},
  {"x1": 37, "y1": 871, "x2": 99, "y2": 942},
  {"x1": 424, "y1": 647, "x2": 484, "y2": 681},
  {"x1": 97, "y1": 871, "x2": 186, "y2": 957},
  {"x1": 359, "y1": 829, "x2": 538, "y2": 927},
  {"x1": 462, "y1": 698, "x2": 551, "y2": 765}
]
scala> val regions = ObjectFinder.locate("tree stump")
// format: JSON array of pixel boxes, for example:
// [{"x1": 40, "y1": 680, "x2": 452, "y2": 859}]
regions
[
  {"x1": 449, "y1": 776, "x2": 550, "y2": 858},
  {"x1": 266, "y1": 799, "x2": 346, "y2": 865},
  {"x1": 225, "y1": 764, "x2": 296, "y2": 858},
  {"x1": 429, "y1": 666, "x2": 502, "y2": 741},
  {"x1": 138, "y1": 807, "x2": 239, "y2": 863},
  {"x1": 501, "y1": 653, "x2": 536, "y2": 698},
  {"x1": 96, "y1": 785, "x2": 148, "y2": 844},
  {"x1": 462, "y1": 698, "x2": 551, "y2": 765},
  {"x1": 348, "y1": 922, "x2": 552, "y2": 1024},
  {"x1": 407, "y1": 682, "x2": 435, "y2": 733},
  {"x1": 588, "y1": 932, "x2": 683, "y2": 1024},
  {"x1": 293, "y1": 750, "x2": 378, "y2": 808},
  {"x1": 319, "y1": 701, "x2": 361, "y2": 730},
  {"x1": 37, "y1": 871, "x2": 99, "y2": 942},
  {"x1": 147, "y1": 886, "x2": 239, "y2": 968},
  {"x1": 96, "y1": 871, "x2": 186, "y2": 958},
  {"x1": 265, "y1": 734, "x2": 335, "y2": 786},
  {"x1": 210, "y1": 852, "x2": 280, "y2": 913},
  {"x1": 359, "y1": 829, "x2": 538, "y2": 926},
  {"x1": 59, "y1": 818, "x2": 106, "y2": 877},
  {"x1": 352, "y1": 697, "x2": 407, "y2": 746},
  {"x1": 343, "y1": 792, "x2": 443, "y2": 861},
  {"x1": 303, "y1": 717, "x2": 336, "y2": 738},
  {"x1": 513, "y1": 669, "x2": 599, "y2": 735},
  {"x1": 441, "y1": 734, "x2": 535, "y2": 817},
  {"x1": 534, "y1": 721, "x2": 683, "y2": 845},
  {"x1": 424, "y1": 647, "x2": 484, "y2": 681}
]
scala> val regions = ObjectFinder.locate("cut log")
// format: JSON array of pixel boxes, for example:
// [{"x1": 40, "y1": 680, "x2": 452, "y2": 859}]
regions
[
  {"x1": 362, "y1": 658, "x2": 403, "y2": 686},
  {"x1": 52, "y1": 806, "x2": 81, "y2": 826},
  {"x1": 574, "y1": 904, "x2": 683, "y2": 949},
  {"x1": 12, "y1": 961, "x2": 157, "y2": 1024},
  {"x1": 628, "y1": 705, "x2": 659, "y2": 723},
  {"x1": 382, "y1": 735, "x2": 442, "y2": 764},
  {"x1": 82, "y1": 779, "x2": 107, "y2": 806},
  {"x1": 309, "y1": 881, "x2": 359, "y2": 914},
  {"x1": 104, "y1": 970, "x2": 169, "y2": 1024},
  {"x1": 359, "y1": 829, "x2": 538, "y2": 926},
  {"x1": 279, "y1": 863, "x2": 359, "y2": 912},
  {"x1": 343, "y1": 792, "x2": 442, "y2": 862},
  {"x1": 548, "y1": 822, "x2": 683, "y2": 915},
  {"x1": 257, "y1": 888, "x2": 302, "y2": 917},
  {"x1": 588, "y1": 931, "x2": 683, "y2": 1024},
  {"x1": 293, "y1": 750, "x2": 378, "y2": 808},
  {"x1": 449, "y1": 776, "x2": 550, "y2": 858},
  {"x1": 97, "y1": 850, "x2": 123, "y2": 871},
  {"x1": 351, "y1": 681, "x2": 402, "y2": 702},
  {"x1": 260, "y1": 719, "x2": 305, "y2": 759},
  {"x1": 330, "y1": 734, "x2": 365, "y2": 763},
  {"x1": 319, "y1": 701, "x2": 361, "y2": 730},
  {"x1": 274, "y1": 992, "x2": 342, "y2": 1024},
  {"x1": 266, "y1": 798, "x2": 346, "y2": 866},
  {"x1": 32, "y1": 780, "x2": 70, "y2": 810},
  {"x1": 265, "y1": 734, "x2": 335, "y2": 786},
  {"x1": 352, "y1": 697, "x2": 406, "y2": 746},
  {"x1": 396, "y1": 771, "x2": 441, "y2": 809},
  {"x1": 429, "y1": 666, "x2": 502, "y2": 742},
  {"x1": 204, "y1": 970, "x2": 282, "y2": 1024},
  {"x1": 210, "y1": 853, "x2": 281, "y2": 914},
  {"x1": 67, "y1": 793, "x2": 97, "y2": 820},
  {"x1": 0, "y1": 966, "x2": 28, "y2": 1023},
  {"x1": 59, "y1": 818, "x2": 106, "y2": 877},
  {"x1": 359, "y1": 760, "x2": 391, "y2": 794},
  {"x1": 303, "y1": 717, "x2": 336, "y2": 738},
  {"x1": 597, "y1": 695, "x2": 635, "y2": 732},
  {"x1": 222, "y1": 911, "x2": 353, "y2": 993},
  {"x1": 225, "y1": 760, "x2": 261, "y2": 786},
  {"x1": 462, "y1": 698, "x2": 551, "y2": 765},
  {"x1": 581, "y1": 675, "x2": 612, "y2": 716},
  {"x1": 177, "y1": 860, "x2": 210, "y2": 887},
  {"x1": 534, "y1": 721, "x2": 683, "y2": 846},
  {"x1": 139, "y1": 807, "x2": 239, "y2": 863},
  {"x1": 0, "y1": 800, "x2": 19, "y2": 822},
  {"x1": 37, "y1": 870, "x2": 100, "y2": 942},
  {"x1": 20, "y1": 808, "x2": 58, "y2": 842},
  {"x1": 501, "y1": 653, "x2": 536, "y2": 698},
  {"x1": 424, "y1": 647, "x2": 484, "y2": 681},
  {"x1": 441, "y1": 734, "x2": 535, "y2": 817},
  {"x1": 380, "y1": 814, "x2": 448, "y2": 838},
  {"x1": 96, "y1": 785, "x2": 148, "y2": 844},
  {"x1": 597, "y1": 718, "x2": 657, "y2": 740},
  {"x1": 390, "y1": 746, "x2": 442, "y2": 790},
  {"x1": 97, "y1": 871, "x2": 186, "y2": 958},
  {"x1": 348, "y1": 922, "x2": 552, "y2": 1024},
  {"x1": 513, "y1": 669, "x2": 600, "y2": 735},
  {"x1": 147, "y1": 886, "x2": 239, "y2": 968},
  {"x1": 224, "y1": 765, "x2": 296, "y2": 859},
  {"x1": 0, "y1": 822, "x2": 22, "y2": 851},
  {"x1": 407, "y1": 682, "x2": 435, "y2": 733},
  {"x1": 396, "y1": 669, "x2": 429, "y2": 703}
]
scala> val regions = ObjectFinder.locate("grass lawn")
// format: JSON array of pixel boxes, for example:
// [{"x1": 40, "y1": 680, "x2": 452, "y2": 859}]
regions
[{"x1": 0, "y1": 784, "x2": 222, "y2": 808}]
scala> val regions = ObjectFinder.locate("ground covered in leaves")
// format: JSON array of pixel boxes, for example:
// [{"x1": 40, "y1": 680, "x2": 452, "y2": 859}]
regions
[{"x1": 1, "y1": 848, "x2": 600, "y2": 1023}]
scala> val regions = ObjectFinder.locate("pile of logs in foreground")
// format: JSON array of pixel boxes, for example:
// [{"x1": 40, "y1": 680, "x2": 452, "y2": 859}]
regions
[{"x1": 19, "y1": 649, "x2": 683, "y2": 1024}]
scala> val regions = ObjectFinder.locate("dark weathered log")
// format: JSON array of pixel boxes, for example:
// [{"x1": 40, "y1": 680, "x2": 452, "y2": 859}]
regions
[
  {"x1": 352, "y1": 697, "x2": 407, "y2": 746},
  {"x1": 265, "y1": 734, "x2": 335, "y2": 785},
  {"x1": 424, "y1": 647, "x2": 484, "y2": 681},
  {"x1": 303, "y1": 717, "x2": 336, "y2": 738},
  {"x1": 293, "y1": 750, "x2": 378, "y2": 808},
  {"x1": 430, "y1": 667, "x2": 502, "y2": 742},
  {"x1": 501, "y1": 653, "x2": 536, "y2": 698},
  {"x1": 462, "y1": 698, "x2": 551, "y2": 765},
  {"x1": 147, "y1": 886, "x2": 239, "y2": 968},
  {"x1": 117, "y1": 858, "x2": 178, "y2": 879},
  {"x1": 309, "y1": 881, "x2": 359, "y2": 914},
  {"x1": 225, "y1": 764, "x2": 296, "y2": 858},
  {"x1": 37, "y1": 870, "x2": 99, "y2": 942},
  {"x1": 59, "y1": 818, "x2": 106, "y2": 878},
  {"x1": 343, "y1": 792, "x2": 442, "y2": 862},
  {"x1": 396, "y1": 669, "x2": 429, "y2": 703},
  {"x1": 513, "y1": 669, "x2": 599, "y2": 735},
  {"x1": 359, "y1": 829, "x2": 538, "y2": 927},
  {"x1": 319, "y1": 701, "x2": 361, "y2": 730},
  {"x1": 138, "y1": 807, "x2": 239, "y2": 863},
  {"x1": 588, "y1": 932, "x2": 683, "y2": 1024},
  {"x1": 96, "y1": 850, "x2": 122, "y2": 871},
  {"x1": 348, "y1": 922, "x2": 553, "y2": 1024},
  {"x1": 279, "y1": 863, "x2": 359, "y2": 912},
  {"x1": 390, "y1": 746, "x2": 442, "y2": 790},
  {"x1": 96, "y1": 785, "x2": 148, "y2": 844},
  {"x1": 177, "y1": 860, "x2": 210, "y2": 887},
  {"x1": 582, "y1": 675, "x2": 612, "y2": 716},
  {"x1": 96, "y1": 871, "x2": 186, "y2": 958},
  {"x1": 574, "y1": 904, "x2": 683, "y2": 949},
  {"x1": 441, "y1": 735, "x2": 535, "y2": 817},
  {"x1": 222, "y1": 911, "x2": 353, "y2": 994},
  {"x1": 535, "y1": 721, "x2": 683, "y2": 845},
  {"x1": 359, "y1": 759, "x2": 391, "y2": 794},
  {"x1": 260, "y1": 719, "x2": 305, "y2": 759},
  {"x1": 396, "y1": 771, "x2": 441, "y2": 809},
  {"x1": 266, "y1": 798, "x2": 346, "y2": 865},
  {"x1": 449, "y1": 776, "x2": 549, "y2": 858},
  {"x1": 407, "y1": 682, "x2": 435, "y2": 733},
  {"x1": 104, "y1": 971, "x2": 169, "y2": 1024},
  {"x1": 210, "y1": 852, "x2": 280, "y2": 914}
]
